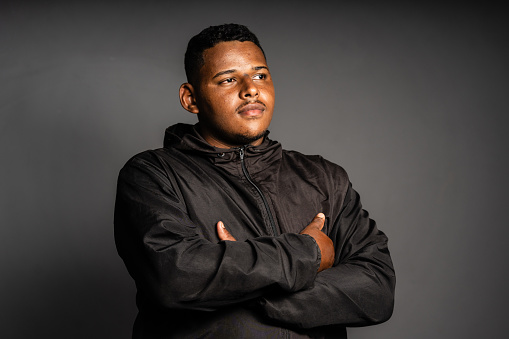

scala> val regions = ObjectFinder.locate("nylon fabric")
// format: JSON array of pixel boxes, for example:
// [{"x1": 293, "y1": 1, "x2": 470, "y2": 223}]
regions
[{"x1": 114, "y1": 123, "x2": 395, "y2": 338}]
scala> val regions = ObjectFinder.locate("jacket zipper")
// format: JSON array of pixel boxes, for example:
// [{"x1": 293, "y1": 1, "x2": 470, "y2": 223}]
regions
[
  {"x1": 239, "y1": 146, "x2": 278, "y2": 236},
  {"x1": 239, "y1": 147, "x2": 288, "y2": 339}
]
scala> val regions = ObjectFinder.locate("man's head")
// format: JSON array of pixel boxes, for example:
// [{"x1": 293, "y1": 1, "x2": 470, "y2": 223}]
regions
[
  {"x1": 179, "y1": 24, "x2": 275, "y2": 149},
  {"x1": 184, "y1": 23, "x2": 265, "y2": 87}
]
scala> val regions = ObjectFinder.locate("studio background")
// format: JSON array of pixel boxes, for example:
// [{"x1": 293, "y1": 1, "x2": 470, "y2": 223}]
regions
[{"x1": 1, "y1": 1, "x2": 508, "y2": 338}]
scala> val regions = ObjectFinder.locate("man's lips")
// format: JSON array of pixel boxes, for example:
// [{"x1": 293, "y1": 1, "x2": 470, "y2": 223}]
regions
[{"x1": 237, "y1": 102, "x2": 266, "y2": 116}]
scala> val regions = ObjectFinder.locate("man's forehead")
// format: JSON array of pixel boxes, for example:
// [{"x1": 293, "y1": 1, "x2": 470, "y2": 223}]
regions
[{"x1": 201, "y1": 41, "x2": 267, "y2": 69}]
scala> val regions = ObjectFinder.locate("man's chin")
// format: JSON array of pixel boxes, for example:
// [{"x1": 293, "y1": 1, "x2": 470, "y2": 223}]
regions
[{"x1": 229, "y1": 130, "x2": 268, "y2": 147}]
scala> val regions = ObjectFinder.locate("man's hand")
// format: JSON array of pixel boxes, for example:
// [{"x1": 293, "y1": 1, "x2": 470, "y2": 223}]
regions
[
  {"x1": 217, "y1": 214, "x2": 334, "y2": 272},
  {"x1": 217, "y1": 221, "x2": 237, "y2": 241},
  {"x1": 300, "y1": 213, "x2": 335, "y2": 272}
]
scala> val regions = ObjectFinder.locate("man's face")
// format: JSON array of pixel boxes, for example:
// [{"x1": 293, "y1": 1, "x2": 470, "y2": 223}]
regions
[{"x1": 190, "y1": 41, "x2": 275, "y2": 148}]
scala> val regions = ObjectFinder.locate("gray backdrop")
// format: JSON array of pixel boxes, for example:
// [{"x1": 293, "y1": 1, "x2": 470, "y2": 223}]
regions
[{"x1": 1, "y1": 1, "x2": 508, "y2": 338}]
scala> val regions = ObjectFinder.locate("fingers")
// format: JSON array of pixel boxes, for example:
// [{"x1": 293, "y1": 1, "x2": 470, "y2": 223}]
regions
[
  {"x1": 302, "y1": 213, "x2": 325, "y2": 233},
  {"x1": 312, "y1": 213, "x2": 325, "y2": 230},
  {"x1": 299, "y1": 213, "x2": 334, "y2": 272},
  {"x1": 299, "y1": 213, "x2": 325, "y2": 235},
  {"x1": 216, "y1": 221, "x2": 237, "y2": 241}
]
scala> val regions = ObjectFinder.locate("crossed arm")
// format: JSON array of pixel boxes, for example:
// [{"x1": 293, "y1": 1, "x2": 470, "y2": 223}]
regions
[
  {"x1": 217, "y1": 213, "x2": 335, "y2": 273},
  {"x1": 114, "y1": 152, "x2": 395, "y2": 328},
  {"x1": 216, "y1": 189, "x2": 395, "y2": 328},
  {"x1": 260, "y1": 187, "x2": 395, "y2": 328}
]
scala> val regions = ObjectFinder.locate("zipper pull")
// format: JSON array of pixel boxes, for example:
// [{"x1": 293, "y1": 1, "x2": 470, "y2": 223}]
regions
[{"x1": 239, "y1": 147, "x2": 245, "y2": 160}]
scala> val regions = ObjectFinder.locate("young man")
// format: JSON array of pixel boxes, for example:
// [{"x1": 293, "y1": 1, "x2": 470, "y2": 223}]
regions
[{"x1": 115, "y1": 23, "x2": 395, "y2": 338}]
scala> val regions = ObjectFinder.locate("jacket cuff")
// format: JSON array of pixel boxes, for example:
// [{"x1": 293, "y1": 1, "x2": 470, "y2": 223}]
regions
[{"x1": 277, "y1": 233, "x2": 320, "y2": 291}]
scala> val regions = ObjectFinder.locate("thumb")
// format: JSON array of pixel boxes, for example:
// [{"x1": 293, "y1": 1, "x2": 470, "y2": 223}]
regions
[
  {"x1": 311, "y1": 213, "x2": 326, "y2": 230},
  {"x1": 216, "y1": 221, "x2": 237, "y2": 241}
]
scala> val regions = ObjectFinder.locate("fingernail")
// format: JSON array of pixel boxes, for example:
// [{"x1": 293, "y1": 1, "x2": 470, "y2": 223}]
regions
[
  {"x1": 317, "y1": 213, "x2": 325, "y2": 219},
  {"x1": 219, "y1": 221, "x2": 225, "y2": 229}
]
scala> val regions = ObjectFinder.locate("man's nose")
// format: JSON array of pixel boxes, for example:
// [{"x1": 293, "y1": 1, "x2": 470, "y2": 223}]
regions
[{"x1": 239, "y1": 77, "x2": 259, "y2": 98}]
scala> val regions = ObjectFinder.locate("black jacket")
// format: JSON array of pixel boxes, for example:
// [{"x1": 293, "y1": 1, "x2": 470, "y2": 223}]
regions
[{"x1": 114, "y1": 123, "x2": 395, "y2": 338}]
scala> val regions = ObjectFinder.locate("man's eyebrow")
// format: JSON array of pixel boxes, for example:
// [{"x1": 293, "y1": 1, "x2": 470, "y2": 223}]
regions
[
  {"x1": 212, "y1": 69, "x2": 235, "y2": 79},
  {"x1": 212, "y1": 66, "x2": 269, "y2": 79}
]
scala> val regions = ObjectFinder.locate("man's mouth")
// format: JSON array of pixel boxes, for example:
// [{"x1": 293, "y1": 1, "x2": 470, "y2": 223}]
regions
[{"x1": 237, "y1": 102, "x2": 266, "y2": 117}]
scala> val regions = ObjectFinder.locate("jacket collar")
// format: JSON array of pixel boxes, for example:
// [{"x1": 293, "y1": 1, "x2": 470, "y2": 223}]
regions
[{"x1": 163, "y1": 123, "x2": 282, "y2": 176}]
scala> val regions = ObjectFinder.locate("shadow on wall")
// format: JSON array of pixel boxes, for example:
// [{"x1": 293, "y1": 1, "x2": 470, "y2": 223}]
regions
[
  {"x1": 0, "y1": 59, "x2": 148, "y2": 338},
  {"x1": 3, "y1": 242, "x2": 136, "y2": 338}
]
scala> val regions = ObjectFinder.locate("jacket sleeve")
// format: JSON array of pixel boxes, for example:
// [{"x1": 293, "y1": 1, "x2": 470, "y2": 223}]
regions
[
  {"x1": 260, "y1": 183, "x2": 395, "y2": 328},
  {"x1": 114, "y1": 152, "x2": 321, "y2": 311}
]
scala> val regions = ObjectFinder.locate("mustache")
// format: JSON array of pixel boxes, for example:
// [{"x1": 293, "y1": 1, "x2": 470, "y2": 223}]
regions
[{"x1": 235, "y1": 100, "x2": 266, "y2": 113}]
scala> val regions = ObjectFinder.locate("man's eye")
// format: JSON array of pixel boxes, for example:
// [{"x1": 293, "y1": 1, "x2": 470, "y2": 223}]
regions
[
  {"x1": 220, "y1": 78, "x2": 235, "y2": 84},
  {"x1": 253, "y1": 74, "x2": 267, "y2": 80}
]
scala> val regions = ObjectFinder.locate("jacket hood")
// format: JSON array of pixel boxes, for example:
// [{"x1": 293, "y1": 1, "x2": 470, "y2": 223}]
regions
[{"x1": 163, "y1": 123, "x2": 282, "y2": 175}]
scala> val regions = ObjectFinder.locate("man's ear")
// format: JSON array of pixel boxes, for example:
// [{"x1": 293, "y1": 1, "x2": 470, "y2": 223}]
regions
[{"x1": 179, "y1": 83, "x2": 199, "y2": 114}]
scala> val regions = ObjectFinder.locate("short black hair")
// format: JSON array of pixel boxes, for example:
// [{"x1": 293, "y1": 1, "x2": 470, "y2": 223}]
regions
[{"x1": 184, "y1": 23, "x2": 265, "y2": 86}]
